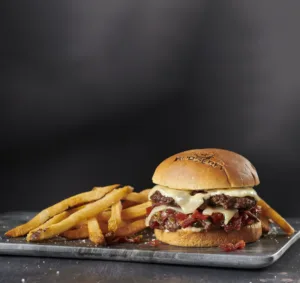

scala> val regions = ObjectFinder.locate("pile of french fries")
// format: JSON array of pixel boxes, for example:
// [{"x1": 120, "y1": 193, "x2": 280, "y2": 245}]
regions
[{"x1": 5, "y1": 185, "x2": 152, "y2": 245}]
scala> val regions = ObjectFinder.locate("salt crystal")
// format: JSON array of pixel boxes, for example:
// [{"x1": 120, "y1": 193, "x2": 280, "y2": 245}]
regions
[
  {"x1": 56, "y1": 271, "x2": 60, "y2": 275},
  {"x1": 21, "y1": 279, "x2": 25, "y2": 282},
  {"x1": 43, "y1": 261, "x2": 45, "y2": 263}
]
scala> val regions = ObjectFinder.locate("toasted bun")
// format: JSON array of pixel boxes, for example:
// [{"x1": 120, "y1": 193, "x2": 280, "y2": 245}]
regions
[
  {"x1": 154, "y1": 222, "x2": 262, "y2": 247},
  {"x1": 152, "y1": 148, "x2": 259, "y2": 190}
]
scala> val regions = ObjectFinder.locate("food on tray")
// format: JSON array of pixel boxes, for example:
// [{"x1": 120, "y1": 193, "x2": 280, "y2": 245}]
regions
[
  {"x1": 145, "y1": 148, "x2": 294, "y2": 247},
  {"x1": 5, "y1": 148, "x2": 294, "y2": 249},
  {"x1": 5, "y1": 185, "x2": 149, "y2": 246}
]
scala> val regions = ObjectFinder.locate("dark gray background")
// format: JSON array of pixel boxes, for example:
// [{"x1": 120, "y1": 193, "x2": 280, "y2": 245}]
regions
[{"x1": 1, "y1": 1, "x2": 300, "y2": 216}]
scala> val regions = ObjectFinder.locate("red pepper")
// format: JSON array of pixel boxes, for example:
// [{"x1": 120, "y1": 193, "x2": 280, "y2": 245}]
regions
[
  {"x1": 192, "y1": 210, "x2": 209, "y2": 220},
  {"x1": 166, "y1": 209, "x2": 176, "y2": 215},
  {"x1": 219, "y1": 240, "x2": 246, "y2": 252},
  {"x1": 146, "y1": 206, "x2": 153, "y2": 216},
  {"x1": 181, "y1": 217, "x2": 196, "y2": 228},
  {"x1": 175, "y1": 212, "x2": 188, "y2": 221},
  {"x1": 210, "y1": 213, "x2": 224, "y2": 224}
]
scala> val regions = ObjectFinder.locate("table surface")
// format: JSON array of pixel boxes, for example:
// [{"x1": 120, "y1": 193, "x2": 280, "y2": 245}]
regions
[{"x1": 1, "y1": 216, "x2": 300, "y2": 283}]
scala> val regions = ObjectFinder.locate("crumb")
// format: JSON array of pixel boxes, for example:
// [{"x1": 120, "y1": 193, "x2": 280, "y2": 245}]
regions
[{"x1": 268, "y1": 226, "x2": 278, "y2": 236}]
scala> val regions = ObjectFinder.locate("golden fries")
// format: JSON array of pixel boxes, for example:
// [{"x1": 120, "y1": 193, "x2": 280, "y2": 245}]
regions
[
  {"x1": 108, "y1": 201, "x2": 122, "y2": 233},
  {"x1": 121, "y1": 201, "x2": 151, "y2": 220},
  {"x1": 98, "y1": 220, "x2": 109, "y2": 234},
  {"x1": 6, "y1": 184, "x2": 149, "y2": 246},
  {"x1": 26, "y1": 186, "x2": 133, "y2": 241},
  {"x1": 100, "y1": 201, "x2": 151, "y2": 222},
  {"x1": 5, "y1": 185, "x2": 117, "y2": 237},
  {"x1": 28, "y1": 211, "x2": 71, "y2": 235},
  {"x1": 62, "y1": 226, "x2": 89, "y2": 239},
  {"x1": 115, "y1": 219, "x2": 146, "y2": 237},
  {"x1": 122, "y1": 200, "x2": 137, "y2": 209},
  {"x1": 92, "y1": 184, "x2": 120, "y2": 191},
  {"x1": 124, "y1": 191, "x2": 149, "y2": 203},
  {"x1": 88, "y1": 217, "x2": 105, "y2": 245},
  {"x1": 258, "y1": 198, "x2": 295, "y2": 235},
  {"x1": 140, "y1": 189, "x2": 151, "y2": 197}
]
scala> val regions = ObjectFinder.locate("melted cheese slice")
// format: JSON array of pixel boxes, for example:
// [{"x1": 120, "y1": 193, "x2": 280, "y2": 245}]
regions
[
  {"x1": 202, "y1": 207, "x2": 237, "y2": 225},
  {"x1": 148, "y1": 185, "x2": 258, "y2": 214},
  {"x1": 145, "y1": 205, "x2": 237, "y2": 226}
]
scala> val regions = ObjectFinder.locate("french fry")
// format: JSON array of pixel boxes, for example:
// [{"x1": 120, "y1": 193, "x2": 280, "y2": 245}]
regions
[
  {"x1": 6, "y1": 185, "x2": 117, "y2": 237},
  {"x1": 121, "y1": 201, "x2": 151, "y2": 220},
  {"x1": 140, "y1": 189, "x2": 151, "y2": 196},
  {"x1": 258, "y1": 198, "x2": 295, "y2": 235},
  {"x1": 115, "y1": 219, "x2": 146, "y2": 237},
  {"x1": 124, "y1": 191, "x2": 149, "y2": 203},
  {"x1": 108, "y1": 201, "x2": 122, "y2": 233},
  {"x1": 26, "y1": 186, "x2": 133, "y2": 241},
  {"x1": 74, "y1": 219, "x2": 88, "y2": 229},
  {"x1": 98, "y1": 220, "x2": 108, "y2": 234},
  {"x1": 92, "y1": 184, "x2": 120, "y2": 191},
  {"x1": 88, "y1": 217, "x2": 105, "y2": 245},
  {"x1": 122, "y1": 200, "x2": 137, "y2": 209},
  {"x1": 29, "y1": 211, "x2": 71, "y2": 234},
  {"x1": 28, "y1": 204, "x2": 87, "y2": 238},
  {"x1": 100, "y1": 201, "x2": 152, "y2": 222},
  {"x1": 62, "y1": 226, "x2": 89, "y2": 239},
  {"x1": 122, "y1": 189, "x2": 150, "y2": 208}
]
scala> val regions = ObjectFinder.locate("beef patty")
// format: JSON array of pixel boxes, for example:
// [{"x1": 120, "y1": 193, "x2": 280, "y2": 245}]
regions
[{"x1": 150, "y1": 191, "x2": 257, "y2": 210}]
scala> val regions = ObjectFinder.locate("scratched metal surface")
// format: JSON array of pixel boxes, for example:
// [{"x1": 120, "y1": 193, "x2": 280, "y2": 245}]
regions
[{"x1": 0, "y1": 212, "x2": 299, "y2": 269}]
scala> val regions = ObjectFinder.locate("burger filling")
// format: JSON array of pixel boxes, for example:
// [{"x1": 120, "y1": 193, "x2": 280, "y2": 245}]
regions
[{"x1": 146, "y1": 186, "x2": 261, "y2": 233}]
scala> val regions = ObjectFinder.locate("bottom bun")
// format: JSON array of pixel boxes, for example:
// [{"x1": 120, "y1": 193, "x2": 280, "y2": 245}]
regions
[{"x1": 154, "y1": 222, "x2": 262, "y2": 247}]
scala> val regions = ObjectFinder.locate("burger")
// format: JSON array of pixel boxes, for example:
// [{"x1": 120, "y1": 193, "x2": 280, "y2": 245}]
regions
[{"x1": 145, "y1": 148, "x2": 264, "y2": 247}]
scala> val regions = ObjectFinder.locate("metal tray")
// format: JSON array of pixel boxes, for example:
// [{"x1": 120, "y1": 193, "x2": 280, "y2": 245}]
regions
[{"x1": 0, "y1": 212, "x2": 299, "y2": 269}]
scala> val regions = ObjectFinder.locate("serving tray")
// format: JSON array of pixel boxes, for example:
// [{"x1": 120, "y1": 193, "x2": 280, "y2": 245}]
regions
[{"x1": 0, "y1": 212, "x2": 299, "y2": 269}]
